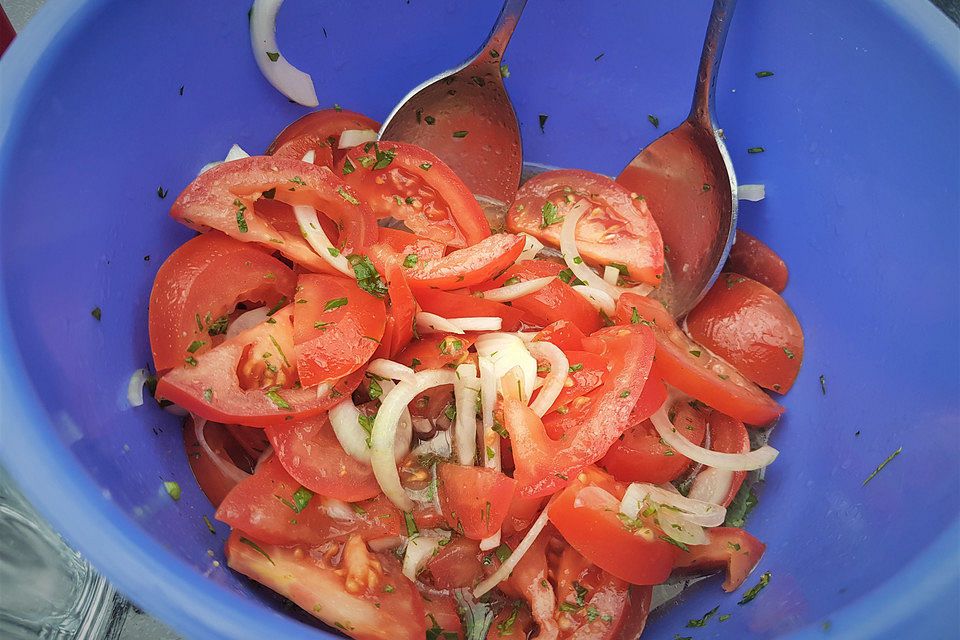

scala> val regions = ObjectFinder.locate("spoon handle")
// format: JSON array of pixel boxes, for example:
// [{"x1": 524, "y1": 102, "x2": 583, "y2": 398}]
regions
[
  {"x1": 689, "y1": 0, "x2": 737, "y2": 128},
  {"x1": 472, "y1": 0, "x2": 528, "y2": 63}
]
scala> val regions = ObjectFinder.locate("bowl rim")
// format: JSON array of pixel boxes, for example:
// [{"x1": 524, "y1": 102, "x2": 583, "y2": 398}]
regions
[{"x1": 0, "y1": 1, "x2": 957, "y2": 639}]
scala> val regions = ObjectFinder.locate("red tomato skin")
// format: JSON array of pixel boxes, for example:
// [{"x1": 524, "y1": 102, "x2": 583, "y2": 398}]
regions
[
  {"x1": 156, "y1": 306, "x2": 363, "y2": 426},
  {"x1": 215, "y1": 456, "x2": 401, "y2": 546},
  {"x1": 672, "y1": 527, "x2": 766, "y2": 592},
  {"x1": 416, "y1": 288, "x2": 525, "y2": 332},
  {"x1": 554, "y1": 545, "x2": 633, "y2": 640},
  {"x1": 266, "y1": 108, "x2": 380, "y2": 168},
  {"x1": 149, "y1": 231, "x2": 295, "y2": 371},
  {"x1": 534, "y1": 319, "x2": 588, "y2": 352},
  {"x1": 395, "y1": 334, "x2": 476, "y2": 372},
  {"x1": 265, "y1": 414, "x2": 383, "y2": 502},
  {"x1": 692, "y1": 411, "x2": 750, "y2": 507},
  {"x1": 601, "y1": 398, "x2": 708, "y2": 484},
  {"x1": 437, "y1": 463, "x2": 518, "y2": 540},
  {"x1": 424, "y1": 537, "x2": 484, "y2": 590},
  {"x1": 615, "y1": 293, "x2": 784, "y2": 426},
  {"x1": 338, "y1": 141, "x2": 490, "y2": 247},
  {"x1": 405, "y1": 234, "x2": 525, "y2": 290},
  {"x1": 366, "y1": 245, "x2": 417, "y2": 358},
  {"x1": 224, "y1": 531, "x2": 426, "y2": 640},
  {"x1": 724, "y1": 229, "x2": 789, "y2": 293},
  {"x1": 545, "y1": 350, "x2": 609, "y2": 415},
  {"x1": 375, "y1": 227, "x2": 446, "y2": 264},
  {"x1": 489, "y1": 260, "x2": 602, "y2": 334},
  {"x1": 506, "y1": 169, "x2": 664, "y2": 286},
  {"x1": 548, "y1": 475, "x2": 678, "y2": 585},
  {"x1": 685, "y1": 273, "x2": 804, "y2": 393},
  {"x1": 169, "y1": 155, "x2": 377, "y2": 266},
  {"x1": 292, "y1": 274, "x2": 386, "y2": 386},
  {"x1": 183, "y1": 417, "x2": 252, "y2": 508}
]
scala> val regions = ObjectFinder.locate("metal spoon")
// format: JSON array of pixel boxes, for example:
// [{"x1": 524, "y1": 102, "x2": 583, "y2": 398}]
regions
[
  {"x1": 616, "y1": 0, "x2": 738, "y2": 318},
  {"x1": 379, "y1": 0, "x2": 527, "y2": 212}
]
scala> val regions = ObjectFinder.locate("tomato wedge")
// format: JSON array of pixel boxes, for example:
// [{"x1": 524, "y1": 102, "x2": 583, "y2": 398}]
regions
[
  {"x1": 601, "y1": 396, "x2": 708, "y2": 484},
  {"x1": 169, "y1": 155, "x2": 377, "y2": 268},
  {"x1": 216, "y1": 455, "x2": 401, "y2": 546},
  {"x1": 148, "y1": 231, "x2": 295, "y2": 371},
  {"x1": 404, "y1": 233, "x2": 525, "y2": 290},
  {"x1": 689, "y1": 411, "x2": 750, "y2": 507},
  {"x1": 266, "y1": 108, "x2": 380, "y2": 168},
  {"x1": 416, "y1": 288, "x2": 524, "y2": 332},
  {"x1": 436, "y1": 463, "x2": 517, "y2": 540},
  {"x1": 375, "y1": 227, "x2": 446, "y2": 265},
  {"x1": 534, "y1": 319, "x2": 587, "y2": 352},
  {"x1": 548, "y1": 469, "x2": 678, "y2": 585},
  {"x1": 265, "y1": 414, "x2": 383, "y2": 501},
  {"x1": 156, "y1": 306, "x2": 362, "y2": 426},
  {"x1": 424, "y1": 537, "x2": 484, "y2": 590},
  {"x1": 338, "y1": 141, "x2": 490, "y2": 247},
  {"x1": 672, "y1": 527, "x2": 766, "y2": 592},
  {"x1": 685, "y1": 273, "x2": 804, "y2": 393},
  {"x1": 724, "y1": 229, "x2": 789, "y2": 293},
  {"x1": 502, "y1": 324, "x2": 656, "y2": 497},
  {"x1": 486, "y1": 259, "x2": 603, "y2": 334},
  {"x1": 394, "y1": 334, "x2": 476, "y2": 372},
  {"x1": 225, "y1": 531, "x2": 426, "y2": 640},
  {"x1": 615, "y1": 293, "x2": 784, "y2": 426},
  {"x1": 366, "y1": 245, "x2": 417, "y2": 358},
  {"x1": 506, "y1": 169, "x2": 664, "y2": 286},
  {"x1": 183, "y1": 416, "x2": 256, "y2": 508},
  {"x1": 293, "y1": 274, "x2": 386, "y2": 386},
  {"x1": 554, "y1": 545, "x2": 632, "y2": 640}
]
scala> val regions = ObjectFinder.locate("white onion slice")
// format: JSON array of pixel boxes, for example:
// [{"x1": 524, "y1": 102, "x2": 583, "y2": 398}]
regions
[
  {"x1": 571, "y1": 284, "x2": 617, "y2": 316},
  {"x1": 379, "y1": 380, "x2": 413, "y2": 462},
  {"x1": 224, "y1": 144, "x2": 251, "y2": 162},
  {"x1": 603, "y1": 265, "x2": 620, "y2": 285},
  {"x1": 126, "y1": 369, "x2": 151, "y2": 407},
  {"x1": 318, "y1": 496, "x2": 356, "y2": 521},
  {"x1": 478, "y1": 356, "x2": 500, "y2": 471},
  {"x1": 688, "y1": 468, "x2": 737, "y2": 505},
  {"x1": 338, "y1": 129, "x2": 377, "y2": 149},
  {"x1": 738, "y1": 184, "x2": 766, "y2": 202},
  {"x1": 415, "y1": 312, "x2": 464, "y2": 335},
  {"x1": 163, "y1": 404, "x2": 189, "y2": 417},
  {"x1": 650, "y1": 407, "x2": 779, "y2": 471},
  {"x1": 226, "y1": 306, "x2": 270, "y2": 340},
  {"x1": 479, "y1": 531, "x2": 501, "y2": 552},
  {"x1": 292, "y1": 205, "x2": 353, "y2": 276},
  {"x1": 446, "y1": 317, "x2": 503, "y2": 332},
  {"x1": 657, "y1": 508, "x2": 709, "y2": 546},
  {"x1": 518, "y1": 233, "x2": 545, "y2": 261},
  {"x1": 574, "y1": 485, "x2": 620, "y2": 510},
  {"x1": 473, "y1": 496, "x2": 557, "y2": 598},
  {"x1": 474, "y1": 333, "x2": 537, "y2": 402},
  {"x1": 301, "y1": 149, "x2": 316, "y2": 164},
  {"x1": 372, "y1": 370, "x2": 459, "y2": 510},
  {"x1": 526, "y1": 342, "x2": 568, "y2": 417},
  {"x1": 192, "y1": 416, "x2": 250, "y2": 485},
  {"x1": 249, "y1": 0, "x2": 319, "y2": 106},
  {"x1": 402, "y1": 533, "x2": 449, "y2": 581},
  {"x1": 481, "y1": 276, "x2": 553, "y2": 303},
  {"x1": 453, "y1": 363, "x2": 479, "y2": 466},
  {"x1": 620, "y1": 483, "x2": 726, "y2": 528},
  {"x1": 366, "y1": 359, "x2": 416, "y2": 385},
  {"x1": 328, "y1": 399, "x2": 371, "y2": 463}
]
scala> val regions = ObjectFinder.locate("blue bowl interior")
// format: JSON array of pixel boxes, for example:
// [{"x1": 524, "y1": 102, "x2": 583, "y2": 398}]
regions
[{"x1": 1, "y1": 1, "x2": 958, "y2": 639}]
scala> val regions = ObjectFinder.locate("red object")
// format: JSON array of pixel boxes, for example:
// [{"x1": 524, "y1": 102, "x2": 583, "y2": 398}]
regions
[
  {"x1": 338, "y1": 141, "x2": 490, "y2": 247},
  {"x1": 672, "y1": 527, "x2": 767, "y2": 592},
  {"x1": 394, "y1": 333, "x2": 475, "y2": 371},
  {"x1": 0, "y1": 8, "x2": 15, "y2": 57},
  {"x1": 506, "y1": 169, "x2": 664, "y2": 286},
  {"x1": 148, "y1": 231, "x2": 295, "y2": 372},
  {"x1": 375, "y1": 227, "x2": 446, "y2": 265},
  {"x1": 404, "y1": 233, "x2": 525, "y2": 290},
  {"x1": 436, "y1": 463, "x2": 517, "y2": 540},
  {"x1": 724, "y1": 229, "x2": 789, "y2": 293},
  {"x1": 366, "y1": 245, "x2": 417, "y2": 358},
  {"x1": 266, "y1": 108, "x2": 380, "y2": 168},
  {"x1": 685, "y1": 273, "x2": 804, "y2": 393},
  {"x1": 416, "y1": 287, "x2": 524, "y2": 332},
  {"x1": 534, "y1": 319, "x2": 588, "y2": 352},
  {"x1": 183, "y1": 417, "x2": 255, "y2": 508}
]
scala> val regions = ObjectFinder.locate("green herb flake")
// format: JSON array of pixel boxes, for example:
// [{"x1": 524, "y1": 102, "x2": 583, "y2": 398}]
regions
[
  {"x1": 748, "y1": 147, "x2": 766, "y2": 154},
  {"x1": 403, "y1": 254, "x2": 418, "y2": 268},
  {"x1": 618, "y1": 390, "x2": 630, "y2": 398},
  {"x1": 203, "y1": 515, "x2": 216, "y2": 534},
  {"x1": 594, "y1": 53, "x2": 605, "y2": 61},
  {"x1": 265, "y1": 51, "x2": 280, "y2": 62},
  {"x1": 342, "y1": 157, "x2": 355, "y2": 175},
  {"x1": 820, "y1": 374, "x2": 827, "y2": 394},
  {"x1": 738, "y1": 572, "x2": 771, "y2": 605},
  {"x1": 262, "y1": 187, "x2": 276, "y2": 199},
  {"x1": 369, "y1": 378, "x2": 383, "y2": 400},
  {"x1": 568, "y1": 363, "x2": 584, "y2": 373},
  {"x1": 687, "y1": 605, "x2": 719, "y2": 628},
  {"x1": 540, "y1": 201, "x2": 563, "y2": 227},
  {"x1": 239, "y1": 537, "x2": 275, "y2": 565},
  {"x1": 689, "y1": 349, "x2": 701, "y2": 357},
  {"x1": 383, "y1": 584, "x2": 395, "y2": 593},
  {"x1": 157, "y1": 186, "x2": 168, "y2": 199},
  {"x1": 203, "y1": 388, "x2": 213, "y2": 402},
  {"x1": 347, "y1": 254, "x2": 388, "y2": 298},
  {"x1": 782, "y1": 346, "x2": 796, "y2": 359},
  {"x1": 187, "y1": 340, "x2": 206, "y2": 353},
  {"x1": 755, "y1": 70, "x2": 774, "y2": 78},
  {"x1": 486, "y1": 445, "x2": 496, "y2": 460},
  {"x1": 724, "y1": 484, "x2": 759, "y2": 527},
  {"x1": 538, "y1": 114, "x2": 548, "y2": 132},
  {"x1": 452, "y1": 130, "x2": 469, "y2": 138},
  {"x1": 586, "y1": 604, "x2": 600, "y2": 622},
  {"x1": 419, "y1": 162, "x2": 432, "y2": 171},
  {"x1": 184, "y1": 356, "x2": 198, "y2": 367},
  {"x1": 163, "y1": 480, "x2": 181, "y2": 500},
  {"x1": 91, "y1": 307, "x2": 102, "y2": 321},
  {"x1": 265, "y1": 387, "x2": 292, "y2": 410},
  {"x1": 720, "y1": 614, "x2": 731, "y2": 622},
  {"x1": 658, "y1": 535, "x2": 690, "y2": 552},
  {"x1": 324, "y1": 297, "x2": 348, "y2": 311},
  {"x1": 500, "y1": 64, "x2": 510, "y2": 78},
  {"x1": 648, "y1": 114, "x2": 659, "y2": 127},
  {"x1": 863, "y1": 446, "x2": 902, "y2": 486},
  {"x1": 372, "y1": 145, "x2": 397, "y2": 170},
  {"x1": 404, "y1": 512, "x2": 420, "y2": 539},
  {"x1": 233, "y1": 199, "x2": 249, "y2": 233},
  {"x1": 572, "y1": 581, "x2": 589, "y2": 606},
  {"x1": 337, "y1": 187, "x2": 360, "y2": 205},
  {"x1": 424, "y1": 115, "x2": 436, "y2": 125}
]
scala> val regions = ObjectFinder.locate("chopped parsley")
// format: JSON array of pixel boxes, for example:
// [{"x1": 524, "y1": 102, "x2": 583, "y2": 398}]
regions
[
  {"x1": 572, "y1": 581, "x2": 589, "y2": 606},
  {"x1": 372, "y1": 145, "x2": 397, "y2": 170},
  {"x1": 233, "y1": 199, "x2": 248, "y2": 233},
  {"x1": 538, "y1": 114, "x2": 548, "y2": 132},
  {"x1": 747, "y1": 147, "x2": 766, "y2": 154},
  {"x1": 500, "y1": 64, "x2": 510, "y2": 78},
  {"x1": 347, "y1": 254, "x2": 388, "y2": 298},
  {"x1": 157, "y1": 186, "x2": 168, "y2": 199},
  {"x1": 648, "y1": 114, "x2": 659, "y2": 127},
  {"x1": 568, "y1": 363, "x2": 583, "y2": 373},
  {"x1": 265, "y1": 51, "x2": 280, "y2": 62},
  {"x1": 687, "y1": 605, "x2": 719, "y2": 627},
  {"x1": 419, "y1": 162, "x2": 432, "y2": 170},
  {"x1": 738, "y1": 572, "x2": 771, "y2": 604},
  {"x1": 862, "y1": 446, "x2": 902, "y2": 486},
  {"x1": 163, "y1": 480, "x2": 181, "y2": 500},
  {"x1": 782, "y1": 346, "x2": 796, "y2": 359},
  {"x1": 689, "y1": 349, "x2": 702, "y2": 357},
  {"x1": 342, "y1": 157, "x2": 355, "y2": 175},
  {"x1": 404, "y1": 512, "x2": 420, "y2": 539},
  {"x1": 207, "y1": 315, "x2": 229, "y2": 335},
  {"x1": 724, "y1": 484, "x2": 758, "y2": 527},
  {"x1": 91, "y1": 307, "x2": 102, "y2": 321},
  {"x1": 324, "y1": 297, "x2": 348, "y2": 311},
  {"x1": 755, "y1": 70, "x2": 774, "y2": 78},
  {"x1": 586, "y1": 604, "x2": 600, "y2": 622},
  {"x1": 820, "y1": 374, "x2": 827, "y2": 394},
  {"x1": 265, "y1": 386, "x2": 291, "y2": 410},
  {"x1": 658, "y1": 535, "x2": 690, "y2": 552},
  {"x1": 337, "y1": 187, "x2": 360, "y2": 205},
  {"x1": 184, "y1": 356, "x2": 198, "y2": 367},
  {"x1": 618, "y1": 390, "x2": 630, "y2": 398},
  {"x1": 540, "y1": 201, "x2": 563, "y2": 227},
  {"x1": 187, "y1": 340, "x2": 206, "y2": 353},
  {"x1": 239, "y1": 537, "x2": 274, "y2": 565},
  {"x1": 203, "y1": 388, "x2": 213, "y2": 402},
  {"x1": 452, "y1": 130, "x2": 469, "y2": 138},
  {"x1": 403, "y1": 254, "x2": 418, "y2": 268}
]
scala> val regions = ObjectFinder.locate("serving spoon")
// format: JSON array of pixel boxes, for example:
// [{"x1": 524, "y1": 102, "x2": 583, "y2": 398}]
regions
[
  {"x1": 379, "y1": 0, "x2": 527, "y2": 211},
  {"x1": 616, "y1": 0, "x2": 739, "y2": 318}
]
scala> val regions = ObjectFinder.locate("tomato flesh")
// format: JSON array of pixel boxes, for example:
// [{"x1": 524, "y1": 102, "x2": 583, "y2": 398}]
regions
[
  {"x1": 405, "y1": 233, "x2": 525, "y2": 290},
  {"x1": 672, "y1": 526, "x2": 766, "y2": 592},
  {"x1": 724, "y1": 229, "x2": 789, "y2": 293},
  {"x1": 394, "y1": 334, "x2": 475, "y2": 372},
  {"x1": 183, "y1": 416, "x2": 255, "y2": 508},
  {"x1": 266, "y1": 108, "x2": 380, "y2": 168},
  {"x1": 416, "y1": 288, "x2": 524, "y2": 332},
  {"x1": 437, "y1": 463, "x2": 517, "y2": 540}
]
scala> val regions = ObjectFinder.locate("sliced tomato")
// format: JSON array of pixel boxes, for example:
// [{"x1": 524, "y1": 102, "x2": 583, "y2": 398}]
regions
[
  {"x1": 688, "y1": 411, "x2": 750, "y2": 507},
  {"x1": 169, "y1": 155, "x2": 377, "y2": 268},
  {"x1": 545, "y1": 350, "x2": 608, "y2": 415},
  {"x1": 292, "y1": 274, "x2": 386, "y2": 386},
  {"x1": 487, "y1": 260, "x2": 602, "y2": 334},
  {"x1": 724, "y1": 229, "x2": 789, "y2": 293},
  {"x1": 224, "y1": 423, "x2": 271, "y2": 460},
  {"x1": 216, "y1": 456, "x2": 401, "y2": 545},
  {"x1": 366, "y1": 244, "x2": 417, "y2": 358},
  {"x1": 548, "y1": 469, "x2": 678, "y2": 585},
  {"x1": 183, "y1": 416, "x2": 256, "y2": 508},
  {"x1": 506, "y1": 533, "x2": 559, "y2": 640},
  {"x1": 148, "y1": 231, "x2": 295, "y2": 371},
  {"x1": 395, "y1": 334, "x2": 475, "y2": 372},
  {"x1": 615, "y1": 585, "x2": 653, "y2": 639},
  {"x1": 615, "y1": 294, "x2": 784, "y2": 426},
  {"x1": 685, "y1": 273, "x2": 803, "y2": 393},
  {"x1": 500, "y1": 495, "x2": 547, "y2": 538},
  {"x1": 405, "y1": 233, "x2": 525, "y2": 290},
  {"x1": 424, "y1": 537, "x2": 483, "y2": 590},
  {"x1": 534, "y1": 319, "x2": 587, "y2": 352},
  {"x1": 265, "y1": 414, "x2": 383, "y2": 501},
  {"x1": 338, "y1": 141, "x2": 490, "y2": 247},
  {"x1": 249, "y1": 198, "x2": 340, "y2": 274},
  {"x1": 601, "y1": 396, "x2": 708, "y2": 484},
  {"x1": 375, "y1": 227, "x2": 446, "y2": 265},
  {"x1": 156, "y1": 306, "x2": 362, "y2": 426},
  {"x1": 672, "y1": 527, "x2": 766, "y2": 592},
  {"x1": 503, "y1": 324, "x2": 656, "y2": 497},
  {"x1": 506, "y1": 169, "x2": 664, "y2": 286},
  {"x1": 437, "y1": 464, "x2": 517, "y2": 540},
  {"x1": 266, "y1": 108, "x2": 380, "y2": 168},
  {"x1": 423, "y1": 593, "x2": 466, "y2": 639},
  {"x1": 225, "y1": 531, "x2": 426, "y2": 640},
  {"x1": 553, "y1": 545, "x2": 632, "y2": 640},
  {"x1": 486, "y1": 602, "x2": 534, "y2": 640},
  {"x1": 415, "y1": 288, "x2": 524, "y2": 332}
]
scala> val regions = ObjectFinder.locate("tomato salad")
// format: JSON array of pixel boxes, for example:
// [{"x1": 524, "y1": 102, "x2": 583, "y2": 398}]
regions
[{"x1": 148, "y1": 107, "x2": 803, "y2": 640}]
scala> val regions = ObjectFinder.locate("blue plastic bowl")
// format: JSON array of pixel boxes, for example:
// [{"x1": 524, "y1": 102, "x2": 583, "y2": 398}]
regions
[{"x1": 1, "y1": 1, "x2": 957, "y2": 638}]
